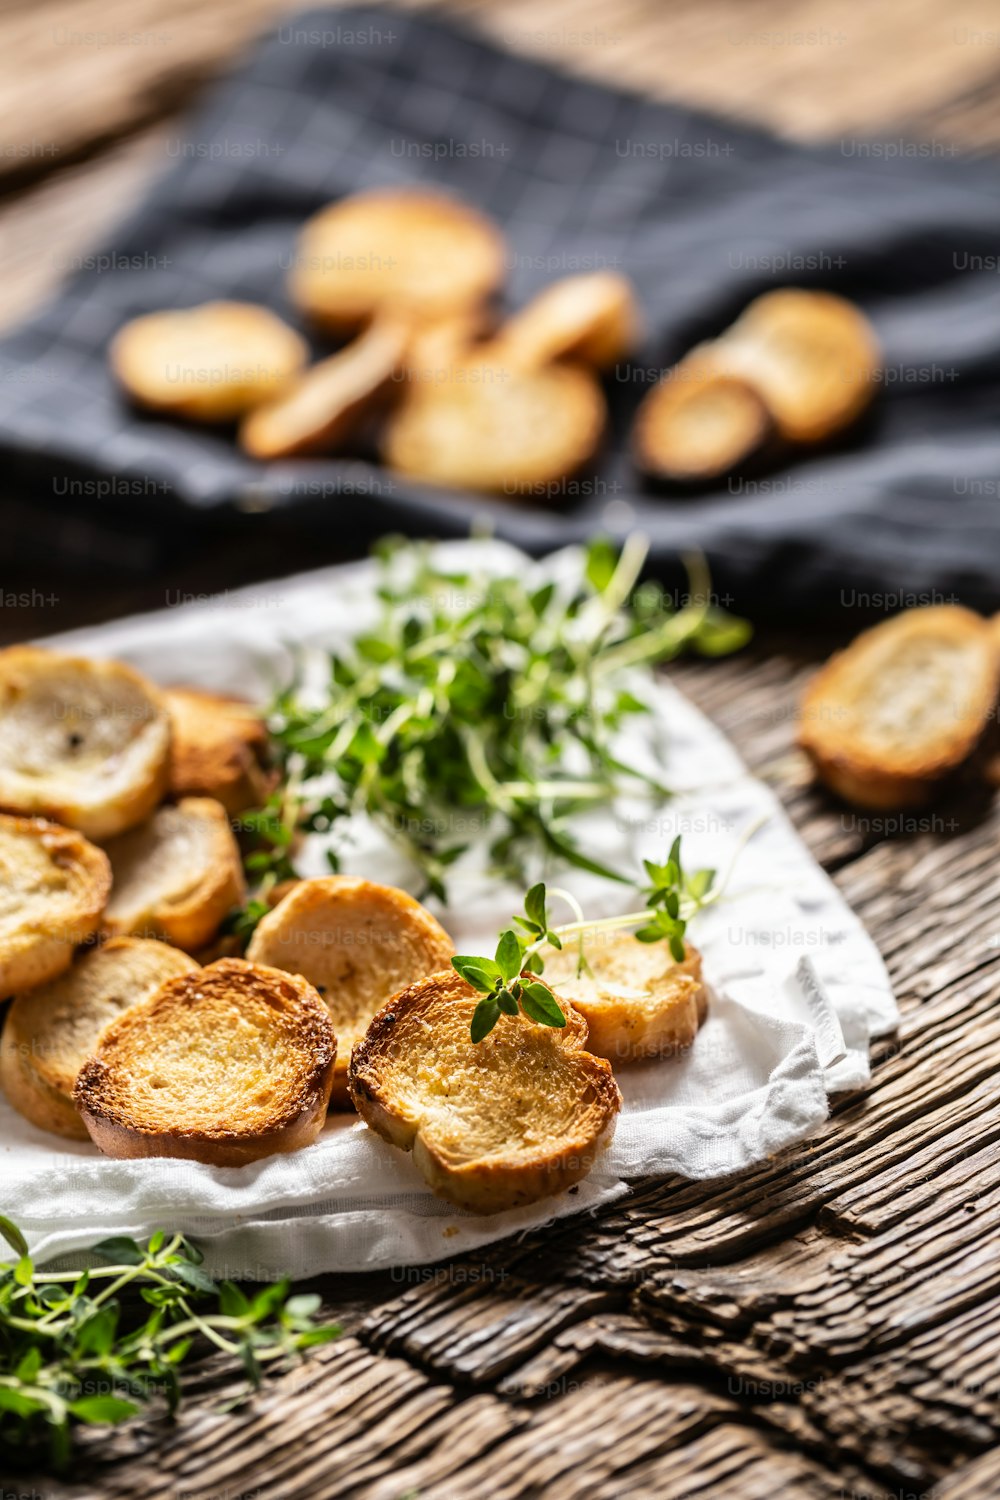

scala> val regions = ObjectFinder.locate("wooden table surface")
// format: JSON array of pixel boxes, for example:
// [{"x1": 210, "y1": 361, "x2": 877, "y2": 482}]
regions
[{"x1": 4, "y1": 3, "x2": 1000, "y2": 1497}]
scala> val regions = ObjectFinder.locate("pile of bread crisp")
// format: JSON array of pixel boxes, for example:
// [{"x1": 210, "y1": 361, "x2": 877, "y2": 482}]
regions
[
  {"x1": 0, "y1": 645, "x2": 713, "y2": 1213},
  {"x1": 108, "y1": 187, "x2": 881, "y2": 493}
]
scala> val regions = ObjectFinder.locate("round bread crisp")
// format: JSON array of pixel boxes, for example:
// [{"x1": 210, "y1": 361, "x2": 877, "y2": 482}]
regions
[
  {"x1": 719, "y1": 288, "x2": 881, "y2": 443},
  {"x1": 0, "y1": 647, "x2": 171, "y2": 840},
  {"x1": 241, "y1": 317, "x2": 409, "y2": 460},
  {"x1": 543, "y1": 934, "x2": 706, "y2": 1062},
  {"x1": 110, "y1": 301, "x2": 308, "y2": 422},
  {"x1": 0, "y1": 814, "x2": 110, "y2": 999},
  {"x1": 0, "y1": 937, "x2": 198, "y2": 1139},
  {"x1": 632, "y1": 347, "x2": 771, "y2": 482},
  {"x1": 247, "y1": 876, "x2": 454, "y2": 1108},
  {"x1": 349, "y1": 969, "x2": 621, "y2": 1213},
  {"x1": 799, "y1": 605, "x2": 999, "y2": 810},
  {"x1": 489, "y1": 272, "x2": 639, "y2": 371},
  {"x1": 101, "y1": 797, "x2": 246, "y2": 953},
  {"x1": 289, "y1": 189, "x2": 505, "y2": 332},
  {"x1": 164, "y1": 687, "x2": 274, "y2": 816},
  {"x1": 381, "y1": 359, "x2": 605, "y2": 496},
  {"x1": 74, "y1": 958, "x2": 336, "y2": 1166}
]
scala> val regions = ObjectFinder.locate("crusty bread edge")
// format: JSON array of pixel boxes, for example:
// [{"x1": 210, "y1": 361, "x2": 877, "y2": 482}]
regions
[{"x1": 349, "y1": 969, "x2": 621, "y2": 1213}]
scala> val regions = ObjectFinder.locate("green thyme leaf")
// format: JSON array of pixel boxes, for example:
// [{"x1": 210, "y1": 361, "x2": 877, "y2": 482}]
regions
[
  {"x1": 519, "y1": 982, "x2": 567, "y2": 1028},
  {"x1": 451, "y1": 956, "x2": 502, "y2": 993},
  {"x1": 470, "y1": 998, "x2": 501, "y2": 1042}
]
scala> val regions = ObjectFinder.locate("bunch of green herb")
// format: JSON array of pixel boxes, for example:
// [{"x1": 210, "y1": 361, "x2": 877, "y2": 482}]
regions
[
  {"x1": 0, "y1": 1217, "x2": 339, "y2": 1471},
  {"x1": 232, "y1": 535, "x2": 749, "y2": 926},
  {"x1": 452, "y1": 834, "x2": 722, "y2": 1041}
]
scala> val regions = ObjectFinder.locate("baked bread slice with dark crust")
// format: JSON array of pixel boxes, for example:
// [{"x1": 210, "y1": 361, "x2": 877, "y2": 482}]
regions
[
  {"x1": 74, "y1": 958, "x2": 336, "y2": 1166},
  {"x1": 800, "y1": 605, "x2": 1000, "y2": 809},
  {"x1": 0, "y1": 937, "x2": 198, "y2": 1139},
  {"x1": 247, "y1": 876, "x2": 454, "y2": 1108},
  {"x1": 349, "y1": 969, "x2": 621, "y2": 1213},
  {"x1": 0, "y1": 813, "x2": 110, "y2": 998},
  {"x1": 543, "y1": 936, "x2": 706, "y2": 1062}
]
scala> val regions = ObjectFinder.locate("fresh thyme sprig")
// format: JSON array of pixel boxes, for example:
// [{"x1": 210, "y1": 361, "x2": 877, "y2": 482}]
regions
[
  {"x1": 452, "y1": 836, "x2": 720, "y2": 1042},
  {"x1": 0, "y1": 1217, "x2": 339, "y2": 1471},
  {"x1": 231, "y1": 536, "x2": 749, "y2": 921}
]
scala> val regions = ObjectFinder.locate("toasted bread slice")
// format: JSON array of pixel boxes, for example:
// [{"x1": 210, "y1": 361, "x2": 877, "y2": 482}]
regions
[
  {"x1": 101, "y1": 797, "x2": 245, "y2": 952},
  {"x1": 543, "y1": 935, "x2": 706, "y2": 1062},
  {"x1": 110, "y1": 302, "x2": 308, "y2": 423},
  {"x1": 800, "y1": 606, "x2": 999, "y2": 809},
  {"x1": 247, "y1": 876, "x2": 454, "y2": 1108},
  {"x1": 74, "y1": 958, "x2": 336, "y2": 1165},
  {"x1": 1, "y1": 937, "x2": 198, "y2": 1139},
  {"x1": 632, "y1": 346, "x2": 772, "y2": 482},
  {"x1": 240, "y1": 317, "x2": 409, "y2": 460},
  {"x1": 403, "y1": 310, "x2": 497, "y2": 384},
  {"x1": 165, "y1": 687, "x2": 274, "y2": 816},
  {"x1": 290, "y1": 189, "x2": 504, "y2": 333},
  {"x1": 382, "y1": 360, "x2": 605, "y2": 496},
  {"x1": 0, "y1": 647, "x2": 171, "y2": 840},
  {"x1": 0, "y1": 815, "x2": 110, "y2": 999},
  {"x1": 719, "y1": 289, "x2": 880, "y2": 443},
  {"x1": 350, "y1": 969, "x2": 620, "y2": 1212},
  {"x1": 488, "y1": 273, "x2": 638, "y2": 371}
]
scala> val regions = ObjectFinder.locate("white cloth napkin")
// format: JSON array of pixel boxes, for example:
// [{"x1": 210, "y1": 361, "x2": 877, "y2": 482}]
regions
[{"x1": 0, "y1": 541, "x2": 897, "y2": 1274}]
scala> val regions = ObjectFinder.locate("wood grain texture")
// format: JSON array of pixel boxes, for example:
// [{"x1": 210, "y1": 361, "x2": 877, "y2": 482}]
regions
[{"x1": 3, "y1": 2, "x2": 1000, "y2": 1496}]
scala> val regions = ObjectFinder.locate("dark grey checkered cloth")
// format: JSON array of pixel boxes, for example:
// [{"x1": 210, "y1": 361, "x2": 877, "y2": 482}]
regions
[{"x1": 3, "y1": 4, "x2": 1000, "y2": 616}]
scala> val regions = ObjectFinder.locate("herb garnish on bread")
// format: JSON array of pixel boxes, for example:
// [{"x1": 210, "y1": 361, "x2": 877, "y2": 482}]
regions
[{"x1": 349, "y1": 968, "x2": 621, "y2": 1213}]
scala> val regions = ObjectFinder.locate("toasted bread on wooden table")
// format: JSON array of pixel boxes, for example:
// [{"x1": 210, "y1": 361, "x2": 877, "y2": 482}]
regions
[
  {"x1": 110, "y1": 302, "x2": 307, "y2": 422},
  {"x1": 247, "y1": 876, "x2": 454, "y2": 1107},
  {"x1": 350, "y1": 969, "x2": 620, "y2": 1212},
  {"x1": 241, "y1": 317, "x2": 410, "y2": 460},
  {"x1": 289, "y1": 189, "x2": 505, "y2": 333},
  {"x1": 488, "y1": 272, "x2": 639, "y2": 371},
  {"x1": 0, "y1": 815, "x2": 110, "y2": 999},
  {"x1": 101, "y1": 797, "x2": 245, "y2": 952},
  {"x1": 164, "y1": 687, "x2": 274, "y2": 815},
  {"x1": 800, "y1": 606, "x2": 999, "y2": 809},
  {"x1": 0, "y1": 938, "x2": 198, "y2": 1139},
  {"x1": 74, "y1": 958, "x2": 336, "y2": 1166},
  {"x1": 543, "y1": 935, "x2": 706, "y2": 1061},
  {"x1": 632, "y1": 347, "x2": 772, "y2": 482},
  {"x1": 0, "y1": 647, "x2": 171, "y2": 840},
  {"x1": 719, "y1": 288, "x2": 880, "y2": 443},
  {"x1": 382, "y1": 360, "x2": 605, "y2": 495}
]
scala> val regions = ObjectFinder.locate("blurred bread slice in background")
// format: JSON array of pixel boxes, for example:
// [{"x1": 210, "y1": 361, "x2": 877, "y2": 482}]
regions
[
  {"x1": 165, "y1": 687, "x2": 274, "y2": 815},
  {"x1": 382, "y1": 359, "x2": 605, "y2": 496},
  {"x1": 487, "y1": 271, "x2": 638, "y2": 371},
  {"x1": 632, "y1": 346, "x2": 772, "y2": 482},
  {"x1": 719, "y1": 288, "x2": 880, "y2": 444},
  {"x1": 240, "y1": 317, "x2": 409, "y2": 460},
  {"x1": 111, "y1": 301, "x2": 307, "y2": 421},
  {"x1": 289, "y1": 189, "x2": 504, "y2": 333},
  {"x1": 800, "y1": 605, "x2": 999, "y2": 809}
]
